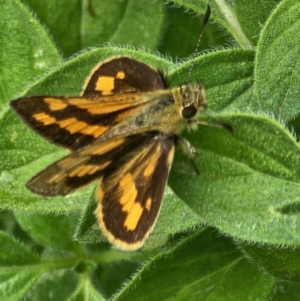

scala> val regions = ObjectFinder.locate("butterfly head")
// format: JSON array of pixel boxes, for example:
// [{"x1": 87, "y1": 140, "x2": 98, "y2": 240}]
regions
[{"x1": 179, "y1": 82, "x2": 206, "y2": 119}]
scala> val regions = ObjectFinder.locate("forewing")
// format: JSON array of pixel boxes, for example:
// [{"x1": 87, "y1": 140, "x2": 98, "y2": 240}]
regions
[
  {"x1": 10, "y1": 95, "x2": 151, "y2": 150},
  {"x1": 95, "y1": 133, "x2": 175, "y2": 251},
  {"x1": 82, "y1": 57, "x2": 165, "y2": 96}
]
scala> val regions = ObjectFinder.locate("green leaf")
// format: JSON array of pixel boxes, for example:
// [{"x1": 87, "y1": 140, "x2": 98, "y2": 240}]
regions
[
  {"x1": 68, "y1": 274, "x2": 105, "y2": 301},
  {"x1": 0, "y1": 231, "x2": 40, "y2": 265},
  {"x1": 170, "y1": 113, "x2": 300, "y2": 246},
  {"x1": 0, "y1": 0, "x2": 61, "y2": 106},
  {"x1": 113, "y1": 229, "x2": 275, "y2": 301},
  {"x1": 235, "y1": 0, "x2": 280, "y2": 45},
  {"x1": 0, "y1": 268, "x2": 43, "y2": 301},
  {"x1": 168, "y1": 49, "x2": 256, "y2": 111},
  {"x1": 93, "y1": 261, "x2": 140, "y2": 300},
  {"x1": 15, "y1": 212, "x2": 83, "y2": 254},
  {"x1": 170, "y1": 0, "x2": 253, "y2": 48},
  {"x1": 158, "y1": 4, "x2": 231, "y2": 59},
  {"x1": 202, "y1": 113, "x2": 300, "y2": 182},
  {"x1": 240, "y1": 243, "x2": 300, "y2": 281},
  {"x1": 74, "y1": 193, "x2": 99, "y2": 243},
  {"x1": 23, "y1": 0, "x2": 82, "y2": 57},
  {"x1": 273, "y1": 282, "x2": 300, "y2": 301},
  {"x1": 80, "y1": 0, "x2": 165, "y2": 51},
  {"x1": 24, "y1": 0, "x2": 165, "y2": 57},
  {"x1": 0, "y1": 231, "x2": 83, "y2": 301},
  {"x1": 0, "y1": 232, "x2": 42, "y2": 301},
  {"x1": 255, "y1": 0, "x2": 300, "y2": 121},
  {"x1": 25, "y1": 270, "x2": 78, "y2": 301}
]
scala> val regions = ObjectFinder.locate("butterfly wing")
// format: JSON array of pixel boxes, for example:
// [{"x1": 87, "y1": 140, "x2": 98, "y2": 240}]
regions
[
  {"x1": 96, "y1": 133, "x2": 175, "y2": 250},
  {"x1": 26, "y1": 132, "x2": 175, "y2": 193},
  {"x1": 10, "y1": 57, "x2": 166, "y2": 151},
  {"x1": 82, "y1": 56, "x2": 165, "y2": 96},
  {"x1": 26, "y1": 132, "x2": 175, "y2": 250},
  {"x1": 10, "y1": 94, "x2": 154, "y2": 151}
]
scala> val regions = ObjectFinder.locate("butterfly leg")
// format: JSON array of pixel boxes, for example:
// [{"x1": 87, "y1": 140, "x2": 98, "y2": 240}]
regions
[{"x1": 176, "y1": 136, "x2": 200, "y2": 175}]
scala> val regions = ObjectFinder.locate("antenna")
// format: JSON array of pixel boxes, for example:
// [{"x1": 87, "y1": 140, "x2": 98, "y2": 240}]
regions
[{"x1": 188, "y1": 5, "x2": 211, "y2": 82}]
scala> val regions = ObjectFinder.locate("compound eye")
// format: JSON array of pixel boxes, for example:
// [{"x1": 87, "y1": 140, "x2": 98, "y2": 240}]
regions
[{"x1": 182, "y1": 105, "x2": 197, "y2": 119}]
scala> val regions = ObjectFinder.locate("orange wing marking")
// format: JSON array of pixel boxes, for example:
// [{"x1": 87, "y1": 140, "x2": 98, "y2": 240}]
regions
[{"x1": 95, "y1": 76, "x2": 114, "y2": 95}]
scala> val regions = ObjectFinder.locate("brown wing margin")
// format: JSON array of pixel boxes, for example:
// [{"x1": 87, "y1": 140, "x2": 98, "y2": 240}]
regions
[{"x1": 96, "y1": 133, "x2": 175, "y2": 251}]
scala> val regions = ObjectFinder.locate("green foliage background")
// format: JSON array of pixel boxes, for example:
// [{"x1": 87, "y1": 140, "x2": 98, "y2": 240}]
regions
[{"x1": 0, "y1": 0, "x2": 300, "y2": 300}]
